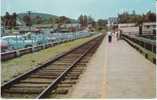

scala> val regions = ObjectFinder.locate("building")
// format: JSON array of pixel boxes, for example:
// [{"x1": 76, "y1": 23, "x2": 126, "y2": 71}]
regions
[
  {"x1": 118, "y1": 22, "x2": 156, "y2": 35},
  {"x1": 60, "y1": 23, "x2": 81, "y2": 32},
  {"x1": 142, "y1": 22, "x2": 156, "y2": 35},
  {"x1": 107, "y1": 17, "x2": 118, "y2": 27},
  {"x1": 118, "y1": 23, "x2": 139, "y2": 35}
]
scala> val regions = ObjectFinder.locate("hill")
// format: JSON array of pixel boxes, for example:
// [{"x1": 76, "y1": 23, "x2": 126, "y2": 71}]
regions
[
  {"x1": 17, "y1": 12, "x2": 77, "y2": 24},
  {"x1": 17, "y1": 12, "x2": 58, "y2": 20}
]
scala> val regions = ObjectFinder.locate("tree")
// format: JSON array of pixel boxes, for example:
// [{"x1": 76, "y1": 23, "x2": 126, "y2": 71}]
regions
[
  {"x1": 118, "y1": 11, "x2": 130, "y2": 23},
  {"x1": 78, "y1": 15, "x2": 84, "y2": 27},
  {"x1": 27, "y1": 11, "x2": 32, "y2": 30},
  {"x1": 136, "y1": 15, "x2": 144, "y2": 35},
  {"x1": 97, "y1": 19, "x2": 107, "y2": 27},
  {"x1": 1, "y1": 16, "x2": 4, "y2": 26},
  {"x1": 4, "y1": 12, "x2": 10, "y2": 28},
  {"x1": 145, "y1": 11, "x2": 156, "y2": 22},
  {"x1": 23, "y1": 15, "x2": 32, "y2": 27},
  {"x1": 66, "y1": 19, "x2": 71, "y2": 24},
  {"x1": 87, "y1": 16, "x2": 94, "y2": 24},
  {"x1": 132, "y1": 10, "x2": 136, "y2": 16},
  {"x1": 84, "y1": 15, "x2": 88, "y2": 27},
  {"x1": 35, "y1": 16, "x2": 42, "y2": 24},
  {"x1": 11, "y1": 12, "x2": 17, "y2": 28},
  {"x1": 78, "y1": 14, "x2": 88, "y2": 27},
  {"x1": 91, "y1": 21, "x2": 96, "y2": 28},
  {"x1": 48, "y1": 17, "x2": 54, "y2": 24},
  {"x1": 96, "y1": 19, "x2": 107, "y2": 31},
  {"x1": 58, "y1": 16, "x2": 69, "y2": 24},
  {"x1": 2, "y1": 12, "x2": 17, "y2": 29},
  {"x1": 118, "y1": 10, "x2": 156, "y2": 23}
]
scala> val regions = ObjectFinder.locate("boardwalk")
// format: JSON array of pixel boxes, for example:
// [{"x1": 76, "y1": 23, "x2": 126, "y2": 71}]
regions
[
  {"x1": 70, "y1": 34, "x2": 156, "y2": 98},
  {"x1": 106, "y1": 35, "x2": 156, "y2": 98}
]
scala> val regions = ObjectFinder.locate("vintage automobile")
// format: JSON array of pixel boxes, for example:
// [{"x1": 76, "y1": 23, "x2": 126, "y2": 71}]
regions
[
  {"x1": 24, "y1": 32, "x2": 49, "y2": 45},
  {"x1": 1, "y1": 35, "x2": 36, "y2": 50},
  {"x1": 0, "y1": 38, "x2": 9, "y2": 52}
]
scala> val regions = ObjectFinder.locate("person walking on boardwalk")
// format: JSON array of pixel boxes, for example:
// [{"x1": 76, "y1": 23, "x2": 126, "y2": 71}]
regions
[{"x1": 107, "y1": 31, "x2": 112, "y2": 43}]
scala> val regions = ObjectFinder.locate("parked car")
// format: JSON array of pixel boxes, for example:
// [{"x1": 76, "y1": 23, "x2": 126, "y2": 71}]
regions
[
  {"x1": 0, "y1": 38, "x2": 9, "y2": 52},
  {"x1": 24, "y1": 32, "x2": 49, "y2": 45},
  {"x1": 1, "y1": 35, "x2": 36, "y2": 50},
  {"x1": 47, "y1": 36, "x2": 57, "y2": 42}
]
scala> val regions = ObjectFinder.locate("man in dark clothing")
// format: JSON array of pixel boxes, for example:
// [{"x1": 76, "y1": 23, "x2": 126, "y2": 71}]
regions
[{"x1": 107, "y1": 31, "x2": 112, "y2": 43}]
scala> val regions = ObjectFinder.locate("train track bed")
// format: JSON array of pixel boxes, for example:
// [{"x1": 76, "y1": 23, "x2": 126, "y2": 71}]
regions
[
  {"x1": 1, "y1": 34, "x2": 105, "y2": 99},
  {"x1": 2, "y1": 34, "x2": 100, "y2": 84},
  {"x1": 48, "y1": 40, "x2": 101, "y2": 98}
]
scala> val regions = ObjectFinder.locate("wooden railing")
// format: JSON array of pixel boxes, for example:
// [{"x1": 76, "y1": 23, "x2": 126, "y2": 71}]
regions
[{"x1": 121, "y1": 33, "x2": 156, "y2": 64}]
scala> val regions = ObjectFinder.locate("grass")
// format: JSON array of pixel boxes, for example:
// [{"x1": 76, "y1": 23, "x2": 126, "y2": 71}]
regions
[{"x1": 1, "y1": 34, "x2": 100, "y2": 84}]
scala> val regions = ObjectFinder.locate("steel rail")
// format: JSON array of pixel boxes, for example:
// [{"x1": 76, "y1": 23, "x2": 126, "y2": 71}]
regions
[
  {"x1": 36, "y1": 36, "x2": 100, "y2": 98},
  {"x1": 1, "y1": 35, "x2": 103, "y2": 98}
]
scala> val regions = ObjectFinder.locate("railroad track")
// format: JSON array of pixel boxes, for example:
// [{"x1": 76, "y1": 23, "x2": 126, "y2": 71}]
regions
[{"x1": 1, "y1": 34, "x2": 105, "y2": 98}]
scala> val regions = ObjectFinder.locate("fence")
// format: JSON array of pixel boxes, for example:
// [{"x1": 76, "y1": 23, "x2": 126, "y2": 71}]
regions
[
  {"x1": 1, "y1": 42, "x2": 54, "y2": 61},
  {"x1": 1, "y1": 32, "x2": 97, "y2": 61},
  {"x1": 121, "y1": 34, "x2": 156, "y2": 64}
]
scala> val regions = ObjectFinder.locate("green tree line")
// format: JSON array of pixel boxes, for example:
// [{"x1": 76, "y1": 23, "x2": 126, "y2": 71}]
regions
[{"x1": 118, "y1": 10, "x2": 156, "y2": 23}]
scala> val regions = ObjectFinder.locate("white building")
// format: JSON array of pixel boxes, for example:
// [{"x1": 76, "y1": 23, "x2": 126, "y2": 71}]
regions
[
  {"x1": 107, "y1": 17, "x2": 118, "y2": 27},
  {"x1": 118, "y1": 22, "x2": 156, "y2": 35},
  {"x1": 60, "y1": 23, "x2": 81, "y2": 29},
  {"x1": 118, "y1": 23, "x2": 139, "y2": 35}
]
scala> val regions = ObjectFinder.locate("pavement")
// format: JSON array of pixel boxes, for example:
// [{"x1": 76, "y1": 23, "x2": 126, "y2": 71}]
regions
[
  {"x1": 69, "y1": 34, "x2": 156, "y2": 98},
  {"x1": 70, "y1": 34, "x2": 107, "y2": 98},
  {"x1": 106, "y1": 35, "x2": 156, "y2": 98}
]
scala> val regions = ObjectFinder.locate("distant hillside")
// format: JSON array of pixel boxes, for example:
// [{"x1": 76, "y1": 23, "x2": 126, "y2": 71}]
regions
[
  {"x1": 17, "y1": 12, "x2": 57, "y2": 19},
  {"x1": 17, "y1": 12, "x2": 77, "y2": 24}
]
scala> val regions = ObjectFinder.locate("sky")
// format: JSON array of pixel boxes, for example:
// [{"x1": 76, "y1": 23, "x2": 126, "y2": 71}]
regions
[{"x1": 1, "y1": 0, "x2": 156, "y2": 20}]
